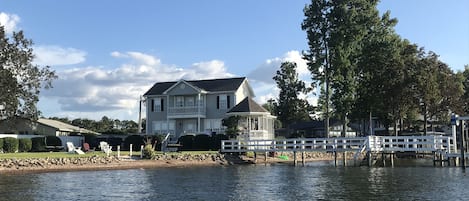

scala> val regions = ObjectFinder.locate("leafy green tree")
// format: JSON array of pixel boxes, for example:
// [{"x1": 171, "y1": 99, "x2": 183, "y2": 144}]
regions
[
  {"x1": 273, "y1": 61, "x2": 311, "y2": 128},
  {"x1": 303, "y1": 0, "x2": 382, "y2": 136},
  {"x1": 222, "y1": 115, "x2": 240, "y2": 139},
  {"x1": 0, "y1": 26, "x2": 57, "y2": 120}
]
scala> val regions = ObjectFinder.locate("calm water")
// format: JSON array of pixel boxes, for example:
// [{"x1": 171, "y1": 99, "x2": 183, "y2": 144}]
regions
[{"x1": 0, "y1": 160, "x2": 468, "y2": 201}]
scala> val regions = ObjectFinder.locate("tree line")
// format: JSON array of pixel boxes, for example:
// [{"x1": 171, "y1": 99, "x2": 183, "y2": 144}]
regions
[{"x1": 271, "y1": 0, "x2": 468, "y2": 137}]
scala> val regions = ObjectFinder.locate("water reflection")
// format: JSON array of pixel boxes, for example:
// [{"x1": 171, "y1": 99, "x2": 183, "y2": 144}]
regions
[{"x1": 0, "y1": 162, "x2": 468, "y2": 201}]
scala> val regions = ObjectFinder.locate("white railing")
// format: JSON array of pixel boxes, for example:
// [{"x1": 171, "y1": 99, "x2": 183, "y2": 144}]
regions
[
  {"x1": 168, "y1": 106, "x2": 206, "y2": 117},
  {"x1": 221, "y1": 135, "x2": 453, "y2": 153}
]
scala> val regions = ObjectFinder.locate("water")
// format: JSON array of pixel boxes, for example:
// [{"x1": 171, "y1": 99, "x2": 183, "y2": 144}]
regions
[{"x1": 1, "y1": 160, "x2": 468, "y2": 201}]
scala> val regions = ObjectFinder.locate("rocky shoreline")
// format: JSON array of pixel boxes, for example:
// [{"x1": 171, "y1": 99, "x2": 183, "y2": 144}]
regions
[{"x1": 0, "y1": 152, "x2": 349, "y2": 174}]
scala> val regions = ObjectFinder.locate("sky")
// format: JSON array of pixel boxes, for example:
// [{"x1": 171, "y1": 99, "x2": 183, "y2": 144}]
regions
[{"x1": 1, "y1": 0, "x2": 468, "y2": 121}]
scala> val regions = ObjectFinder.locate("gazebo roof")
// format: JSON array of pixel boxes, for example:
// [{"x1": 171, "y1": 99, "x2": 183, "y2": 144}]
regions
[{"x1": 227, "y1": 97, "x2": 269, "y2": 114}]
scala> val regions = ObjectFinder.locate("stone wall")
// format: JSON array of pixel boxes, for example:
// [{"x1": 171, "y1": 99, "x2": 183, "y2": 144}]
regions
[{"x1": 0, "y1": 155, "x2": 121, "y2": 170}]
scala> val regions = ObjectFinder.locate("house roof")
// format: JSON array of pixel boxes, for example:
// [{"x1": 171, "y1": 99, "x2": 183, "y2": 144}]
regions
[
  {"x1": 144, "y1": 77, "x2": 247, "y2": 96},
  {"x1": 227, "y1": 97, "x2": 269, "y2": 113},
  {"x1": 38, "y1": 118, "x2": 99, "y2": 134}
]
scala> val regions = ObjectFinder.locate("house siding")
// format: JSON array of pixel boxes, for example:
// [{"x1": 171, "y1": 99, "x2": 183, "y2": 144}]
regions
[{"x1": 144, "y1": 78, "x2": 258, "y2": 138}]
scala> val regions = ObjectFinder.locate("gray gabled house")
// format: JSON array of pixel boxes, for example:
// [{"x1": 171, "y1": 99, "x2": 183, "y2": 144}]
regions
[{"x1": 143, "y1": 77, "x2": 275, "y2": 141}]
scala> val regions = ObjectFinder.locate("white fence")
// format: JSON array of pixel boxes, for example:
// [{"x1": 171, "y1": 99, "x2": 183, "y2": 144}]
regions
[{"x1": 221, "y1": 135, "x2": 453, "y2": 154}]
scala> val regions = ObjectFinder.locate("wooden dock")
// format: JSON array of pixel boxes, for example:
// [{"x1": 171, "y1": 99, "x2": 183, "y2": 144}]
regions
[{"x1": 221, "y1": 135, "x2": 462, "y2": 167}]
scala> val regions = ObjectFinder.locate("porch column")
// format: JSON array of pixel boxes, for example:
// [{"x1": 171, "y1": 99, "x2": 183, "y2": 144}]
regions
[{"x1": 197, "y1": 93, "x2": 201, "y2": 133}]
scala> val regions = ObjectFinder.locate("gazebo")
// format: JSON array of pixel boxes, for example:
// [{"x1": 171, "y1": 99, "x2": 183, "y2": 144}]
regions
[{"x1": 226, "y1": 97, "x2": 276, "y2": 140}]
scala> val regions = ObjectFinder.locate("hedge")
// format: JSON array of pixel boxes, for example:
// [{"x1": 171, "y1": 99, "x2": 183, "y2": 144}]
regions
[
  {"x1": 3, "y1": 137, "x2": 18, "y2": 153},
  {"x1": 0, "y1": 138, "x2": 3, "y2": 152},
  {"x1": 31, "y1": 137, "x2": 46, "y2": 152},
  {"x1": 18, "y1": 138, "x2": 32, "y2": 152},
  {"x1": 124, "y1": 135, "x2": 145, "y2": 151},
  {"x1": 45, "y1": 136, "x2": 62, "y2": 146}
]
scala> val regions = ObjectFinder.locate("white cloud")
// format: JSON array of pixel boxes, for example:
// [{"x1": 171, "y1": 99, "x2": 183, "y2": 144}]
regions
[
  {"x1": 248, "y1": 50, "x2": 316, "y2": 107},
  {"x1": 34, "y1": 46, "x2": 87, "y2": 66},
  {"x1": 40, "y1": 51, "x2": 233, "y2": 120},
  {"x1": 248, "y1": 50, "x2": 309, "y2": 84},
  {"x1": 0, "y1": 12, "x2": 20, "y2": 33}
]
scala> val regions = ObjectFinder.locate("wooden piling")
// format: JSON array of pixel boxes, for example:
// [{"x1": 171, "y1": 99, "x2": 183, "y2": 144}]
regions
[
  {"x1": 367, "y1": 151, "x2": 372, "y2": 167},
  {"x1": 301, "y1": 152, "x2": 305, "y2": 166},
  {"x1": 460, "y1": 120, "x2": 466, "y2": 169},
  {"x1": 343, "y1": 152, "x2": 347, "y2": 166},
  {"x1": 334, "y1": 151, "x2": 338, "y2": 167},
  {"x1": 390, "y1": 153, "x2": 394, "y2": 167},
  {"x1": 293, "y1": 151, "x2": 297, "y2": 166}
]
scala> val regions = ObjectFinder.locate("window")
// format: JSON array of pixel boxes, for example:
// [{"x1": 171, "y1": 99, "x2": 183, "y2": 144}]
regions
[
  {"x1": 186, "y1": 96, "x2": 195, "y2": 107},
  {"x1": 176, "y1": 96, "x2": 184, "y2": 107},
  {"x1": 153, "y1": 98, "x2": 164, "y2": 112},
  {"x1": 218, "y1": 94, "x2": 227, "y2": 109}
]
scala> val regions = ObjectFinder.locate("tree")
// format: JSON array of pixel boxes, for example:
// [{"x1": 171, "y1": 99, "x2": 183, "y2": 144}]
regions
[
  {"x1": 303, "y1": 0, "x2": 382, "y2": 136},
  {"x1": 222, "y1": 116, "x2": 240, "y2": 139},
  {"x1": 273, "y1": 61, "x2": 311, "y2": 128},
  {"x1": 0, "y1": 26, "x2": 57, "y2": 120}
]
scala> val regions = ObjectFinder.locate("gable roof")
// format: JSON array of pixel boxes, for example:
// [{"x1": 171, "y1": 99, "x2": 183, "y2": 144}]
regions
[
  {"x1": 38, "y1": 118, "x2": 99, "y2": 134},
  {"x1": 227, "y1": 97, "x2": 269, "y2": 113},
  {"x1": 144, "y1": 77, "x2": 247, "y2": 96}
]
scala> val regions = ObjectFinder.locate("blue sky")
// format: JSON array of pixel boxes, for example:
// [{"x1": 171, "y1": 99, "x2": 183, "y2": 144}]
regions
[{"x1": 1, "y1": 0, "x2": 468, "y2": 121}]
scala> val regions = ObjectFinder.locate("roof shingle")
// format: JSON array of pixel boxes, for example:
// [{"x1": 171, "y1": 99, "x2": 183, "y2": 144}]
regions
[
  {"x1": 144, "y1": 77, "x2": 246, "y2": 96},
  {"x1": 227, "y1": 97, "x2": 269, "y2": 113}
]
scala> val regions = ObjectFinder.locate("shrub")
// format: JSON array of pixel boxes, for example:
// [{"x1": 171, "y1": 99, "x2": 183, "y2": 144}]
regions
[
  {"x1": 18, "y1": 138, "x2": 32, "y2": 152},
  {"x1": 3, "y1": 137, "x2": 18, "y2": 153},
  {"x1": 31, "y1": 137, "x2": 46, "y2": 152},
  {"x1": 210, "y1": 134, "x2": 229, "y2": 151},
  {"x1": 143, "y1": 144, "x2": 156, "y2": 159},
  {"x1": 124, "y1": 135, "x2": 145, "y2": 151},
  {"x1": 178, "y1": 135, "x2": 195, "y2": 151},
  {"x1": 194, "y1": 134, "x2": 210, "y2": 150},
  {"x1": 45, "y1": 136, "x2": 62, "y2": 146},
  {"x1": 153, "y1": 134, "x2": 165, "y2": 151},
  {"x1": 0, "y1": 138, "x2": 3, "y2": 152}
]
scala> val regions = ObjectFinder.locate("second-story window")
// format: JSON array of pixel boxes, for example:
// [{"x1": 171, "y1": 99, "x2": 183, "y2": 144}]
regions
[
  {"x1": 176, "y1": 96, "x2": 184, "y2": 107},
  {"x1": 217, "y1": 94, "x2": 230, "y2": 109},
  {"x1": 153, "y1": 98, "x2": 164, "y2": 112},
  {"x1": 186, "y1": 96, "x2": 195, "y2": 107}
]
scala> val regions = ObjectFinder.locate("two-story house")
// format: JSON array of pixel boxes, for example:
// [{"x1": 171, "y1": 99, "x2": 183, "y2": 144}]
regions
[{"x1": 143, "y1": 77, "x2": 275, "y2": 141}]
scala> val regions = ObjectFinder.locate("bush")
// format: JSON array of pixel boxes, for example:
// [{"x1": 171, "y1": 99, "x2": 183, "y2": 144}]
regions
[
  {"x1": 0, "y1": 138, "x2": 3, "y2": 152},
  {"x1": 3, "y1": 137, "x2": 18, "y2": 153},
  {"x1": 124, "y1": 135, "x2": 145, "y2": 151},
  {"x1": 194, "y1": 134, "x2": 211, "y2": 150},
  {"x1": 45, "y1": 136, "x2": 62, "y2": 146},
  {"x1": 153, "y1": 134, "x2": 165, "y2": 151},
  {"x1": 31, "y1": 137, "x2": 46, "y2": 152},
  {"x1": 143, "y1": 144, "x2": 156, "y2": 159},
  {"x1": 18, "y1": 138, "x2": 32, "y2": 152},
  {"x1": 178, "y1": 135, "x2": 195, "y2": 151},
  {"x1": 210, "y1": 134, "x2": 229, "y2": 151}
]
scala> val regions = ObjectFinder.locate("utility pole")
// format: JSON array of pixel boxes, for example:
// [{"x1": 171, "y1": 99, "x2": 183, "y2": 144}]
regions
[{"x1": 137, "y1": 96, "x2": 143, "y2": 134}]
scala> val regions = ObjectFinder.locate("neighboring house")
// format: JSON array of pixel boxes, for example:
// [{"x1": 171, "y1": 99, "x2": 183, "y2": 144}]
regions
[
  {"x1": 0, "y1": 118, "x2": 98, "y2": 136},
  {"x1": 143, "y1": 77, "x2": 275, "y2": 141},
  {"x1": 287, "y1": 119, "x2": 357, "y2": 138}
]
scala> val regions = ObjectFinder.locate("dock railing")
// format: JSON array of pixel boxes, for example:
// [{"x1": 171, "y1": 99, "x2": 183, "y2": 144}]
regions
[{"x1": 221, "y1": 135, "x2": 453, "y2": 154}]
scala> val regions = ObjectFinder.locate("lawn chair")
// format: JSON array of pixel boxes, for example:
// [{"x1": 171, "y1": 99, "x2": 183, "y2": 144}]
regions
[
  {"x1": 99, "y1": 141, "x2": 112, "y2": 155},
  {"x1": 66, "y1": 142, "x2": 85, "y2": 155},
  {"x1": 82, "y1": 143, "x2": 95, "y2": 152}
]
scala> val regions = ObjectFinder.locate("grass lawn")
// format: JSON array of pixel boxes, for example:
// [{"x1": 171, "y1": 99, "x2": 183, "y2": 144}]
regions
[{"x1": 0, "y1": 150, "x2": 220, "y2": 159}]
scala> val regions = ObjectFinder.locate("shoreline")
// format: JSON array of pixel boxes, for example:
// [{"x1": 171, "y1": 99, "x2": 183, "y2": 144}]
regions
[{"x1": 0, "y1": 152, "x2": 347, "y2": 174}]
